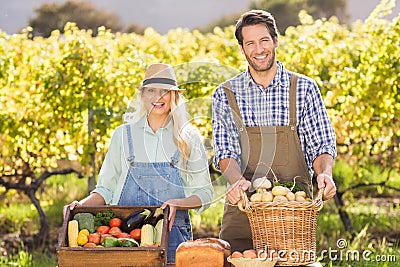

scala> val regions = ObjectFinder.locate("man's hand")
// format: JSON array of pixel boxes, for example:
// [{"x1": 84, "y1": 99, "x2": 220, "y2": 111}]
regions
[
  {"x1": 226, "y1": 178, "x2": 251, "y2": 204},
  {"x1": 316, "y1": 173, "x2": 336, "y2": 200}
]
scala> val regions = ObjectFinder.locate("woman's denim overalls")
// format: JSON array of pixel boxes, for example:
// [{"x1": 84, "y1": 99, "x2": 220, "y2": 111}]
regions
[{"x1": 118, "y1": 124, "x2": 192, "y2": 263}]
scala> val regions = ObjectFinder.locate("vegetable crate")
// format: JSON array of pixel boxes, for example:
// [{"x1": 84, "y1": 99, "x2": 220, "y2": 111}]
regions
[
  {"x1": 239, "y1": 190, "x2": 324, "y2": 266},
  {"x1": 57, "y1": 205, "x2": 169, "y2": 267}
]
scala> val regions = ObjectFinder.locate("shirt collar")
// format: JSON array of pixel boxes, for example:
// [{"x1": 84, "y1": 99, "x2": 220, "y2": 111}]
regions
[
  {"x1": 244, "y1": 61, "x2": 290, "y2": 90},
  {"x1": 138, "y1": 115, "x2": 173, "y2": 133}
]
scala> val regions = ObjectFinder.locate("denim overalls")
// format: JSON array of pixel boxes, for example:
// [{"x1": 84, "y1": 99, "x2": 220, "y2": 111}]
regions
[{"x1": 118, "y1": 124, "x2": 192, "y2": 263}]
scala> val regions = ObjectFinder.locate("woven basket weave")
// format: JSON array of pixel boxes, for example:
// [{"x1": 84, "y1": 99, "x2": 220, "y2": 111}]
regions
[{"x1": 238, "y1": 189, "x2": 324, "y2": 266}]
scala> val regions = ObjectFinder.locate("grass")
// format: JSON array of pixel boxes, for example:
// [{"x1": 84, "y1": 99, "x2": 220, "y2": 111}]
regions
[{"x1": 0, "y1": 162, "x2": 399, "y2": 266}]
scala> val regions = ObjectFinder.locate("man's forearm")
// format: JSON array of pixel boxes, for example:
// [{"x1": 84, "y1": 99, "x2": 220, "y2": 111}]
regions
[
  {"x1": 218, "y1": 158, "x2": 245, "y2": 185},
  {"x1": 313, "y1": 153, "x2": 334, "y2": 176}
]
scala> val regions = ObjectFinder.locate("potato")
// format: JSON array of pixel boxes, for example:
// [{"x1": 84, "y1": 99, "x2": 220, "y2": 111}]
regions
[
  {"x1": 273, "y1": 195, "x2": 288, "y2": 202},
  {"x1": 261, "y1": 191, "x2": 273, "y2": 202},
  {"x1": 272, "y1": 186, "x2": 290, "y2": 196},
  {"x1": 286, "y1": 191, "x2": 295, "y2": 201},
  {"x1": 243, "y1": 249, "x2": 257, "y2": 258},
  {"x1": 295, "y1": 191, "x2": 306, "y2": 198},
  {"x1": 250, "y1": 193, "x2": 262, "y2": 202},
  {"x1": 295, "y1": 195, "x2": 306, "y2": 202}
]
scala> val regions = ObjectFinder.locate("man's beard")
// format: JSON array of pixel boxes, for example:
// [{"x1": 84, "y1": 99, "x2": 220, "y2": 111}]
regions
[{"x1": 245, "y1": 49, "x2": 276, "y2": 72}]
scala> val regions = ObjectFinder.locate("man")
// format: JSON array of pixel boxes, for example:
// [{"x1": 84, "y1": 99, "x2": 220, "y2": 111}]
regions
[{"x1": 211, "y1": 10, "x2": 337, "y2": 252}]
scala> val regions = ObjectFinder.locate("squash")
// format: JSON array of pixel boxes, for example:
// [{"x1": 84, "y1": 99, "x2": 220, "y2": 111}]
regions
[
  {"x1": 154, "y1": 219, "x2": 163, "y2": 245},
  {"x1": 68, "y1": 220, "x2": 79, "y2": 247},
  {"x1": 77, "y1": 232, "x2": 88, "y2": 246},
  {"x1": 140, "y1": 224, "x2": 155, "y2": 246}
]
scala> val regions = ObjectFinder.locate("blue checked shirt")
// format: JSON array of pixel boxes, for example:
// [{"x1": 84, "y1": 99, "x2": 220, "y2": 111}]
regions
[{"x1": 212, "y1": 62, "x2": 337, "y2": 178}]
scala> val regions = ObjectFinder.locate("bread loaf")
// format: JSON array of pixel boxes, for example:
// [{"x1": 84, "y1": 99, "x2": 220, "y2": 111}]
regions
[{"x1": 175, "y1": 238, "x2": 231, "y2": 267}]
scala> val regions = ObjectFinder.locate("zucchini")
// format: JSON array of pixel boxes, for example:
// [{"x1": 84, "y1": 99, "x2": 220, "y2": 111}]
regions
[
  {"x1": 140, "y1": 224, "x2": 155, "y2": 246},
  {"x1": 154, "y1": 219, "x2": 163, "y2": 245},
  {"x1": 68, "y1": 220, "x2": 79, "y2": 247}
]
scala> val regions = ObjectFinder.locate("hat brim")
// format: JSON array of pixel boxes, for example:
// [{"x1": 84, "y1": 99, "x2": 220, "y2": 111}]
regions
[{"x1": 140, "y1": 83, "x2": 185, "y2": 91}]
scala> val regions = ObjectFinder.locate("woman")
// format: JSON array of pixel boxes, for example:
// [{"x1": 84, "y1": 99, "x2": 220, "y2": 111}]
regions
[{"x1": 67, "y1": 63, "x2": 214, "y2": 263}]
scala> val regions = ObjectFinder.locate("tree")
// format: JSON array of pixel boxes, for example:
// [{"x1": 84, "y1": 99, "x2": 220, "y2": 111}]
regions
[
  {"x1": 249, "y1": 0, "x2": 348, "y2": 34},
  {"x1": 28, "y1": 0, "x2": 123, "y2": 37},
  {"x1": 125, "y1": 23, "x2": 146, "y2": 35}
]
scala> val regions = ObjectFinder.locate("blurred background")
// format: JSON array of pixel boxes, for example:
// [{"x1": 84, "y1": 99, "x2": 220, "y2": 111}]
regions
[
  {"x1": 1, "y1": 0, "x2": 399, "y2": 36},
  {"x1": 0, "y1": 0, "x2": 399, "y2": 266}
]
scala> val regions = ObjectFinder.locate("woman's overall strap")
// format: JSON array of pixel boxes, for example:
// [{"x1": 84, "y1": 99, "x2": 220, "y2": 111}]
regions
[{"x1": 124, "y1": 124, "x2": 135, "y2": 165}]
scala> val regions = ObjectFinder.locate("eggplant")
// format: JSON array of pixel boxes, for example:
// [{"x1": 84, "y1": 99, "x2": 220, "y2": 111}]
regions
[
  {"x1": 122, "y1": 209, "x2": 151, "y2": 232},
  {"x1": 145, "y1": 207, "x2": 164, "y2": 226}
]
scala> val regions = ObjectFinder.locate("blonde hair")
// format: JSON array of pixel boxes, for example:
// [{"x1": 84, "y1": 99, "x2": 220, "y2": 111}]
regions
[{"x1": 124, "y1": 89, "x2": 191, "y2": 170}]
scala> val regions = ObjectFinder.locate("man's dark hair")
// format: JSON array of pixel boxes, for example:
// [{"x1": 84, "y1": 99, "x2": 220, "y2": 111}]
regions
[{"x1": 235, "y1": 10, "x2": 279, "y2": 46}]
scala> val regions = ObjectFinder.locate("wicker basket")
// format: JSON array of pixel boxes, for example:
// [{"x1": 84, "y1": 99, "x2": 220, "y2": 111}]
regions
[
  {"x1": 227, "y1": 256, "x2": 278, "y2": 267},
  {"x1": 238, "y1": 189, "x2": 324, "y2": 266}
]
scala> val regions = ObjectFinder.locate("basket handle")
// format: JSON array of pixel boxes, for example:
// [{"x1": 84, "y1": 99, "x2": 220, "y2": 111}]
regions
[
  {"x1": 315, "y1": 187, "x2": 324, "y2": 201},
  {"x1": 314, "y1": 187, "x2": 325, "y2": 211},
  {"x1": 237, "y1": 190, "x2": 250, "y2": 212}
]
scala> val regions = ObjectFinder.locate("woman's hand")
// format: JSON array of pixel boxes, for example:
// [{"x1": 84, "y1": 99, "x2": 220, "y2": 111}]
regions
[
  {"x1": 226, "y1": 178, "x2": 251, "y2": 205},
  {"x1": 63, "y1": 200, "x2": 82, "y2": 218},
  {"x1": 161, "y1": 199, "x2": 179, "y2": 231}
]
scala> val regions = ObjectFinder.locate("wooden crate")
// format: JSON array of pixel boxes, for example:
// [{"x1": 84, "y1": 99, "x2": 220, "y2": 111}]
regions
[{"x1": 57, "y1": 205, "x2": 169, "y2": 267}]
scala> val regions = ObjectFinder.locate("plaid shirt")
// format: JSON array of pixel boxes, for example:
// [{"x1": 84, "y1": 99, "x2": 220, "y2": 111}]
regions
[{"x1": 212, "y1": 62, "x2": 337, "y2": 177}]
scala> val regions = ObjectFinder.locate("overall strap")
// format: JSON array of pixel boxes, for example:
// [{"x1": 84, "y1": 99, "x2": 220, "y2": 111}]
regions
[
  {"x1": 222, "y1": 81, "x2": 245, "y2": 132},
  {"x1": 289, "y1": 72, "x2": 299, "y2": 127},
  {"x1": 170, "y1": 150, "x2": 180, "y2": 167},
  {"x1": 124, "y1": 124, "x2": 135, "y2": 165}
]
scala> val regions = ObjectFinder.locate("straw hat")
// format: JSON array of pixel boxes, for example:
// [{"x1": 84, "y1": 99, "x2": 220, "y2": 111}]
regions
[{"x1": 140, "y1": 63, "x2": 184, "y2": 91}]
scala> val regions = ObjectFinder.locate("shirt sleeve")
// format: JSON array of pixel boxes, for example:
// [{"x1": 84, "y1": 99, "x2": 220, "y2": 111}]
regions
[
  {"x1": 299, "y1": 78, "x2": 337, "y2": 165},
  {"x1": 91, "y1": 126, "x2": 124, "y2": 204},
  {"x1": 211, "y1": 84, "x2": 242, "y2": 170},
  {"x1": 180, "y1": 126, "x2": 214, "y2": 213}
]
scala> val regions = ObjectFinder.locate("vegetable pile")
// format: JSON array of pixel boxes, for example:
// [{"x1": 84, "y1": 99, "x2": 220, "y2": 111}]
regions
[
  {"x1": 249, "y1": 176, "x2": 311, "y2": 203},
  {"x1": 67, "y1": 208, "x2": 164, "y2": 248}
]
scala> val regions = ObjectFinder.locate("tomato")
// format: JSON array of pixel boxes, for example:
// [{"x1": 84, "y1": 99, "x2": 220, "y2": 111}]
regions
[
  {"x1": 109, "y1": 226, "x2": 122, "y2": 237},
  {"x1": 83, "y1": 242, "x2": 97, "y2": 248},
  {"x1": 129, "y1": 228, "x2": 141, "y2": 241},
  {"x1": 117, "y1": 232, "x2": 130, "y2": 239},
  {"x1": 97, "y1": 225, "x2": 110, "y2": 235},
  {"x1": 88, "y1": 233, "x2": 101, "y2": 245},
  {"x1": 109, "y1": 218, "x2": 122, "y2": 228}
]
